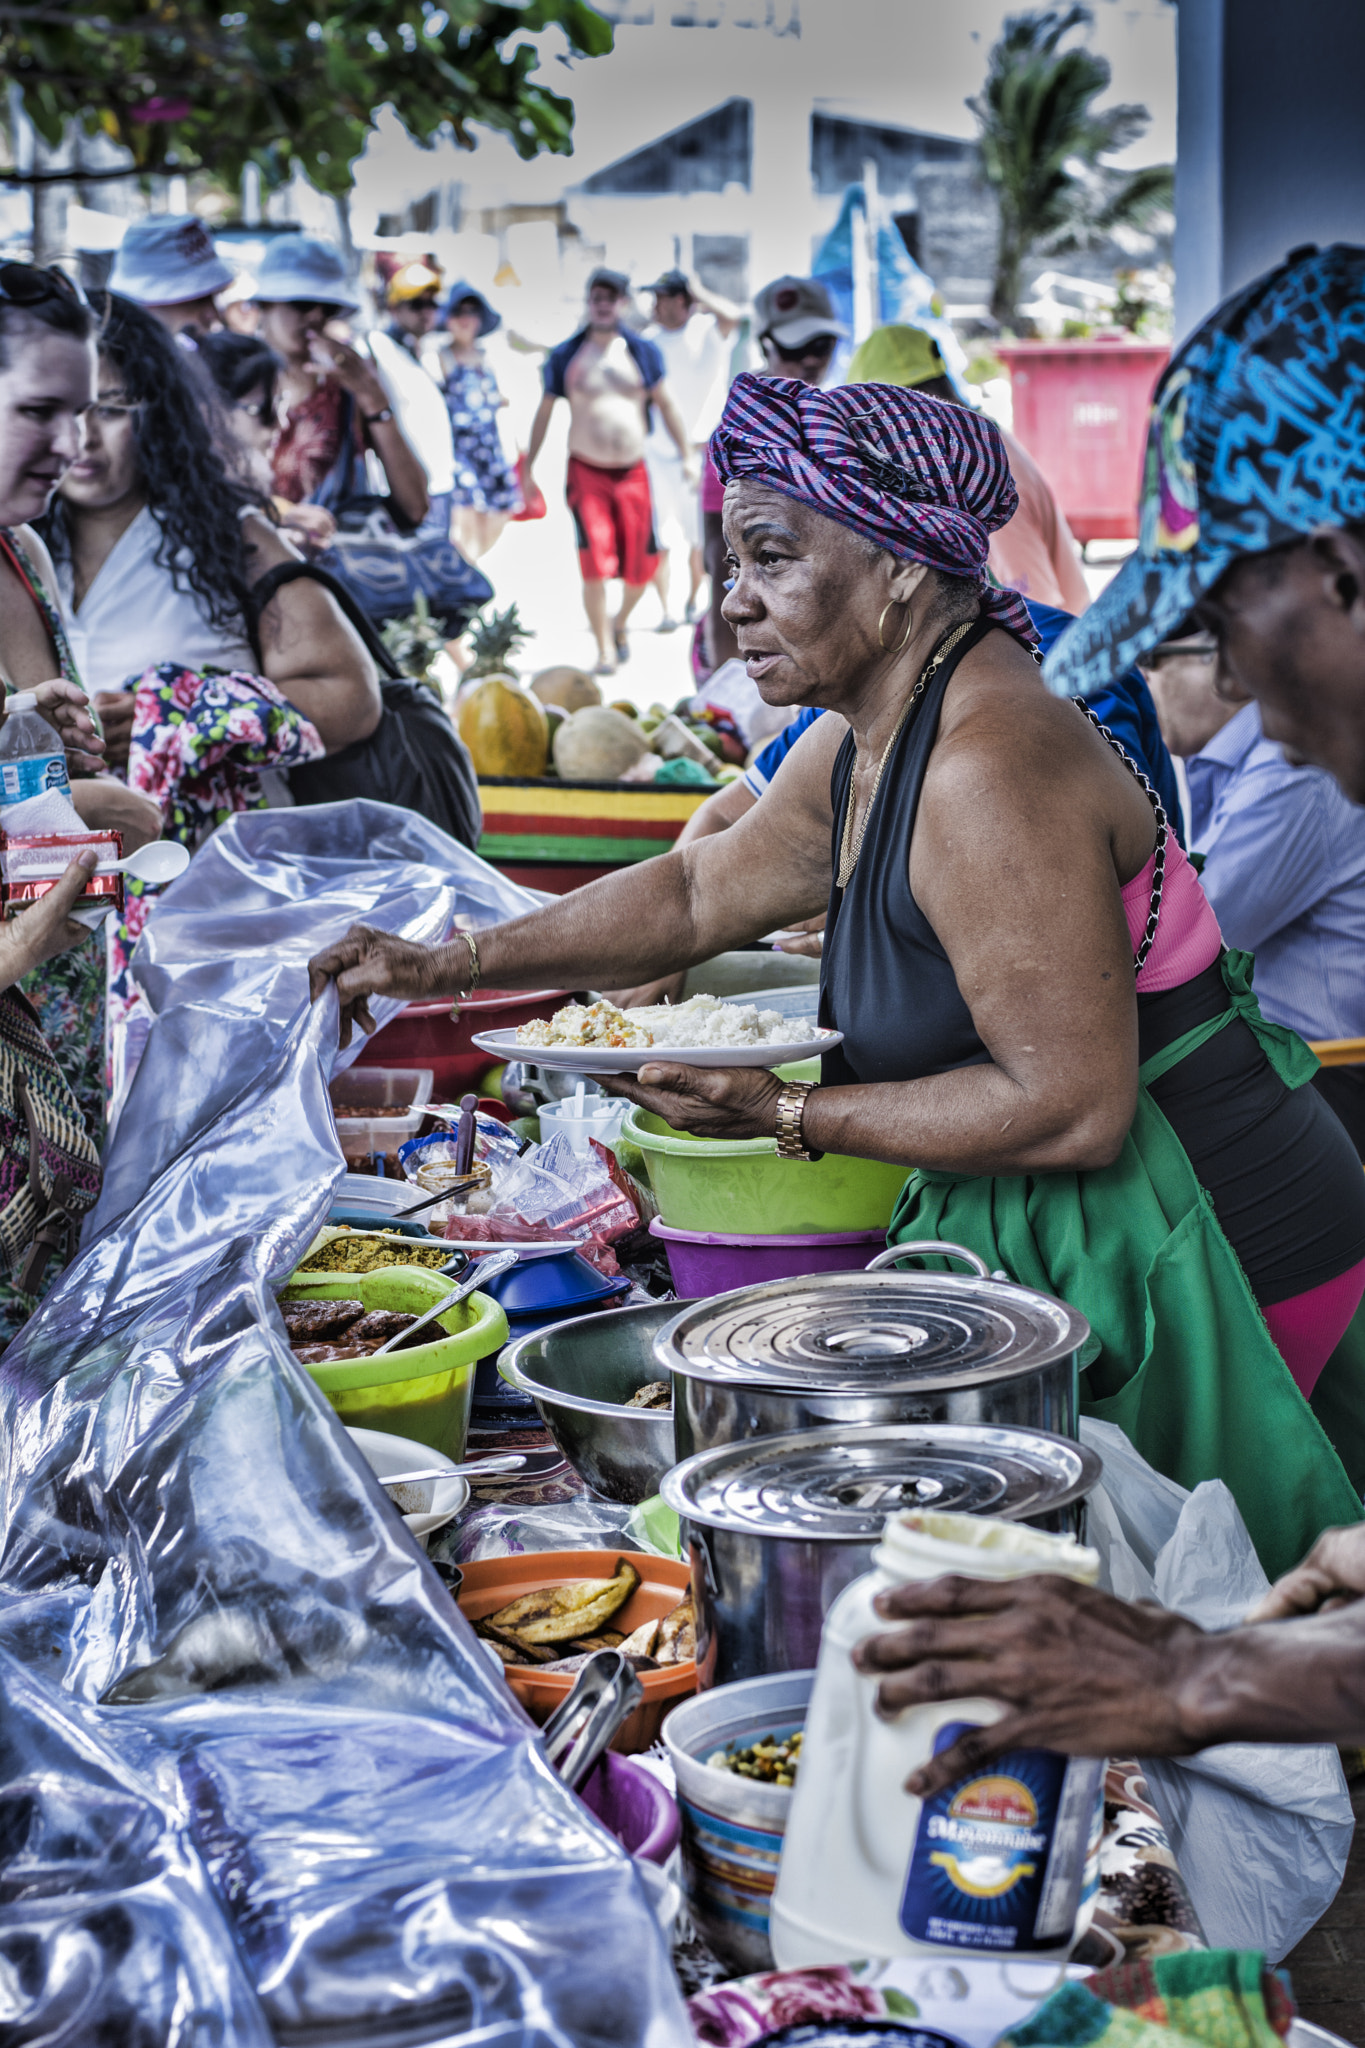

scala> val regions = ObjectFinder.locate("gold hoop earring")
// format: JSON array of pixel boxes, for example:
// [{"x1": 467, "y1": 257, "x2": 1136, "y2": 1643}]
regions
[{"x1": 877, "y1": 599, "x2": 915, "y2": 654}]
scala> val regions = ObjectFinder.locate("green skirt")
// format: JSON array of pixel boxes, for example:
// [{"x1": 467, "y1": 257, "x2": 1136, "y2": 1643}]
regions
[{"x1": 887, "y1": 950, "x2": 1365, "y2": 1582}]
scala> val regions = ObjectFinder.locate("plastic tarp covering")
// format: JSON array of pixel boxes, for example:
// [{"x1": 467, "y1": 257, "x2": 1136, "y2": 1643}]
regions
[
  {"x1": 0, "y1": 803, "x2": 691, "y2": 2048},
  {"x1": 1080, "y1": 1416, "x2": 1352, "y2": 1963}
]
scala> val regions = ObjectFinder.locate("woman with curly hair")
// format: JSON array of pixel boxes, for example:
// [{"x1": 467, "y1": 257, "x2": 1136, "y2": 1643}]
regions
[{"x1": 43, "y1": 292, "x2": 382, "y2": 794}]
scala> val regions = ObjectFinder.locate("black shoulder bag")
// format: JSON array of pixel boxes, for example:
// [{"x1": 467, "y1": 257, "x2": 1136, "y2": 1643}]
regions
[{"x1": 246, "y1": 559, "x2": 483, "y2": 851}]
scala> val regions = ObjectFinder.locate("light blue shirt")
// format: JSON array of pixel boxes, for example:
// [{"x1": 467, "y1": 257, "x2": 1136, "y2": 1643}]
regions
[{"x1": 1188, "y1": 700, "x2": 1365, "y2": 1043}]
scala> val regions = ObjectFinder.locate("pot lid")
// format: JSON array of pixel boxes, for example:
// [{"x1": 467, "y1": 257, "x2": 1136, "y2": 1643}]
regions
[
  {"x1": 660, "y1": 1423, "x2": 1101, "y2": 1540},
  {"x1": 655, "y1": 1272, "x2": 1088, "y2": 1395}
]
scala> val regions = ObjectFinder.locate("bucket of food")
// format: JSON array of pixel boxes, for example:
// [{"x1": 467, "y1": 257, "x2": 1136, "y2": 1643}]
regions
[
  {"x1": 662, "y1": 1669, "x2": 813, "y2": 1975},
  {"x1": 660, "y1": 1422, "x2": 1101, "y2": 1690},
  {"x1": 648, "y1": 1219, "x2": 889, "y2": 1295},
  {"x1": 657, "y1": 1258, "x2": 1090, "y2": 1460},
  {"x1": 623, "y1": 1107, "x2": 907, "y2": 1238},
  {"x1": 498, "y1": 1301, "x2": 686, "y2": 1504},
  {"x1": 456, "y1": 1550, "x2": 696, "y2": 1751},
  {"x1": 277, "y1": 1265, "x2": 506, "y2": 1459}
]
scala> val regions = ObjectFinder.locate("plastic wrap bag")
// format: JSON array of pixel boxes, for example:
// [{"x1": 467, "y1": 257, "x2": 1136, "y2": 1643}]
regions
[
  {"x1": 0, "y1": 803, "x2": 690, "y2": 2047},
  {"x1": 1080, "y1": 1416, "x2": 1352, "y2": 1960}
]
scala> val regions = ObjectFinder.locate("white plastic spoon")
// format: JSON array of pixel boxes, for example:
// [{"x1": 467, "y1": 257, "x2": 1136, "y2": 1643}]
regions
[{"x1": 108, "y1": 841, "x2": 192, "y2": 885}]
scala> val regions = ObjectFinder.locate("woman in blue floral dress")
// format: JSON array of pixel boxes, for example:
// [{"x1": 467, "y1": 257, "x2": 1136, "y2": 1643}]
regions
[{"x1": 435, "y1": 281, "x2": 521, "y2": 562}]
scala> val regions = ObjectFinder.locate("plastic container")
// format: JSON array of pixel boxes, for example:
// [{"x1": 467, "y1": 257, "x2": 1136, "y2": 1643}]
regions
[
  {"x1": 624, "y1": 1106, "x2": 907, "y2": 1237},
  {"x1": 649, "y1": 1219, "x2": 887, "y2": 1295},
  {"x1": 771, "y1": 1510, "x2": 1102, "y2": 1969},
  {"x1": 477, "y1": 1247, "x2": 631, "y2": 1321},
  {"x1": 456, "y1": 1550, "x2": 696, "y2": 1751},
  {"x1": 279, "y1": 1264, "x2": 506, "y2": 1458},
  {"x1": 538, "y1": 1096, "x2": 632, "y2": 1157},
  {"x1": 996, "y1": 339, "x2": 1169, "y2": 543},
  {"x1": 351, "y1": 989, "x2": 567, "y2": 1096},
  {"x1": 578, "y1": 1752, "x2": 681, "y2": 1866},
  {"x1": 329, "y1": 1067, "x2": 434, "y2": 1165},
  {"x1": 663, "y1": 1670, "x2": 812, "y2": 1974}
]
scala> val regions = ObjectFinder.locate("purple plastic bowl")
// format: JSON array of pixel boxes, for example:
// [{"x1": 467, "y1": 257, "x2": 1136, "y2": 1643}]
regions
[
  {"x1": 578, "y1": 1751, "x2": 680, "y2": 1865},
  {"x1": 648, "y1": 1218, "x2": 887, "y2": 1297}
]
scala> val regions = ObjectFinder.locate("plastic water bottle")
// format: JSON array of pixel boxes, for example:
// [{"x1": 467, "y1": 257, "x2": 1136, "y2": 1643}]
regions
[
  {"x1": 0, "y1": 691, "x2": 83, "y2": 835},
  {"x1": 770, "y1": 1509, "x2": 1104, "y2": 1968}
]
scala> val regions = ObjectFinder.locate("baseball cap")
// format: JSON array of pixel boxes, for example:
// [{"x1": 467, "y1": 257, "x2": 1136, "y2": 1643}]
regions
[
  {"x1": 251, "y1": 234, "x2": 359, "y2": 310},
  {"x1": 1045, "y1": 242, "x2": 1365, "y2": 698},
  {"x1": 646, "y1": 269, "x2": 691, "y2": 297},
  {"x1": 386, "y1": 259, "x2": 443, "y2": 306},
  {"x1": 754, "y1": 275, "x2": 848, "y2": 348},
  {"x1": 848, "y1": 324, "x2": 944, "y2": 388},
  {"x1": 587, "y1": 267, "x2": 630, "y2": 297},
  {"x1": 440, "y1": 279, "x2": 500, "y2": 336},
  {"x1": 108, "y1": 215, "x2": 234, "y2": 308}
]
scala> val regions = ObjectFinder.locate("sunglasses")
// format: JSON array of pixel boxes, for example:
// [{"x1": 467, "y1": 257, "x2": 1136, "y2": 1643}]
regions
[
  {"x1": 770, "y1": 332, "x2": 836, "y2": 362},
  {"x1": 1146, "y1": 636, "x2": 1218, "y2": 665},
  {"x1": 0, "y1": 262, "x2": 88, "y2": 310}
]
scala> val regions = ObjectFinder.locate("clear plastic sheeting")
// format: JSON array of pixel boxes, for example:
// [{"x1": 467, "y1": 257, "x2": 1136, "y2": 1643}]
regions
[{"x1": 0, "y1": 804, "x2": 690, "y2": 2048}]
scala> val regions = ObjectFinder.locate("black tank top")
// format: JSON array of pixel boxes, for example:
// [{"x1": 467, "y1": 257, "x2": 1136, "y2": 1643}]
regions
[
  {"x1": 819, "y1": 618, "x2": 992, "y2": 1087},
  {"x1": 814, "y1": 620, "x2": 1365, "y2": 1307}
]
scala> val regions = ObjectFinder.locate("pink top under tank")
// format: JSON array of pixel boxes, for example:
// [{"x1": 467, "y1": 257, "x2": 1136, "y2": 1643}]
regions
[{"x1": 1123, "y1": 838, "x2": 1224, "y2": 992}]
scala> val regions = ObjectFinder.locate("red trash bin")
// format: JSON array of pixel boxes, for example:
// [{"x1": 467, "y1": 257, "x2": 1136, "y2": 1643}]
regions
[{"x1": 996, "y1": 339, "x2": 1169, "y2": 543}]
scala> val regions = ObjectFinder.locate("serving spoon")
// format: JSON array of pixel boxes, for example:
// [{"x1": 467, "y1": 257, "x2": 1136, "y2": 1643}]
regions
[{"x1": 370, "y1": 1246, "x2": 520, "y2": 1355}]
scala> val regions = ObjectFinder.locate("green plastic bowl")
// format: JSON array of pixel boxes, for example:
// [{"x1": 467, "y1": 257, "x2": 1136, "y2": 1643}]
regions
[
  {"x1": 279, "y1": 1264, "x2": 507, "y2": 1460},
  {"x1": 622, "y1": 1105, "x2": 908, "y2": 1237}
]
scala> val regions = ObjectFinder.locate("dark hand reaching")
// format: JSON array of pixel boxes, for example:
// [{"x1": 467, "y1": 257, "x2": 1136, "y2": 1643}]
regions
[
  {"x1": 607, "y1": 1061, "x2": 783, "y2": 1140},
  {"x1": 308, "y1": 924, "x2": 464, "y2": 1047},
  {"x1": 851, "y1": 1572, "x2": 1209, "y2": 1795}
]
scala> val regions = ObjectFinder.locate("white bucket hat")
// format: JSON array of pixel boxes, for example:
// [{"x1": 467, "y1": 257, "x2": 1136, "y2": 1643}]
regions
[
  {"x1": 108, "y1": 214, "x2": 234, "y2": 308},
  {"x1": 251, "y1": 234, "x2": 359, "y2": 310}
]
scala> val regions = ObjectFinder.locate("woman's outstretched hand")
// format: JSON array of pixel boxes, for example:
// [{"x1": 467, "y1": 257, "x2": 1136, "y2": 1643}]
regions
[
  {"x1": 31, "y1": 679, "x2": 106, "y2": 775},
  {"x1": 609, "y1": 1061, "x2": 783, "y2": 1140},
  {"x1": 0, "y1": 854, "x2": 99, "y2": 989},
  {"x1": 308, "y1": 924, "x2": 455, "y2": 1047}
]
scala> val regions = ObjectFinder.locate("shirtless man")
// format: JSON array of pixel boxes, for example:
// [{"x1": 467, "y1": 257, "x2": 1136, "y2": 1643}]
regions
[{"x1": 526, "y1": 269, "x2": 694, "y2": 673}]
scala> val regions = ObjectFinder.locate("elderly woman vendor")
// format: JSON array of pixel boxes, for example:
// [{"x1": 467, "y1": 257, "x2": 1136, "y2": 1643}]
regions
[{"x1": 311, "y1": 372, "x2": 1365, "y2": 1580}]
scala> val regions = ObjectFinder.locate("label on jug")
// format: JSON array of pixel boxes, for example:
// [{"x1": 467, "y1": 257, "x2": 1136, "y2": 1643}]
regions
[
  {"x1": 899, "y1": 1722, "x2": 1092, "y2": 1952},
  {"x1": 0, "y1": 752, "x2": 68, "y2": 804}
]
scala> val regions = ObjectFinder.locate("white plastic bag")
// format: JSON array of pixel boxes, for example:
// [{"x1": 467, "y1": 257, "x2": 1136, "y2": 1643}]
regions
[{"x1": 1080, "y1": 1417, "x2": 1352, "y2": 1959}]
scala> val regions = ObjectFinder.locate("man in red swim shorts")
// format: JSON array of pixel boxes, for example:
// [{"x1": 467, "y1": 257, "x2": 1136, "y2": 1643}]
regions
[{"x1": 526, "y1": 269, "x2": 695, "y2": 674}]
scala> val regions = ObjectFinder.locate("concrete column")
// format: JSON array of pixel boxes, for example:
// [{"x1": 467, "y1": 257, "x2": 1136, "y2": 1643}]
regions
[{"x1": 1175, "y1": 0, "x2": 1365, "y2": 341}]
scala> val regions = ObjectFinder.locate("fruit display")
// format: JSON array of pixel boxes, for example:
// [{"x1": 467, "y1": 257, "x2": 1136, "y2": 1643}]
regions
[
  {"x1": 552, "y1": 706, "x2": 652, "y2": 783},
  {"x1": 459, "y1": 676, "x2": 550, "y2": 776},
  {"x1": 463, "y1": 603, "x2": 533, "y2": 681},
  {"x1": 531, "y1": 667, "x2": 602, "y2": 713}
]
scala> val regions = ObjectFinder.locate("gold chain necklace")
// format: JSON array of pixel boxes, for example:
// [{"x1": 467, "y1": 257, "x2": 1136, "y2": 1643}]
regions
[{"x1": 836, "y1": 620, "x2": 974, "y2": 889}]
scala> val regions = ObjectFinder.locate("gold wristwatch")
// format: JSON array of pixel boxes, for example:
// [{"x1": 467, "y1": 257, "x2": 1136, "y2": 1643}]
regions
[{"x1": 774, "y1": 1079, "x2": 823, "y2": 1161}]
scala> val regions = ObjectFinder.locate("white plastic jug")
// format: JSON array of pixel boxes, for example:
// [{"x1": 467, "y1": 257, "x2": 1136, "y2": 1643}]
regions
[{"x1": 770, "y1": 1508, "x2": 1103, "y2": 1968}]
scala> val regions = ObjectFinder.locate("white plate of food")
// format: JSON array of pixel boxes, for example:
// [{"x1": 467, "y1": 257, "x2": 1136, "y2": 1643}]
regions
[
  {"x1": 346, "y1": 1426, "x2": 470, "y2": 1542},
  {"x1": 473, "y1": 993, "x2": 841, "y2": 1073}
]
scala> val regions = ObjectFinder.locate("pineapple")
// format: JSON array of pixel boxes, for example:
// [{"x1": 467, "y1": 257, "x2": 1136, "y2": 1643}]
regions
[{"x1": 463, "y1": 603, "x2": 533, "y2": 682}]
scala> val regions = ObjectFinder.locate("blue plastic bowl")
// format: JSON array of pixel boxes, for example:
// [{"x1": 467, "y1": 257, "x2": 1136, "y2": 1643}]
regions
[{"x1": 479, "y1": 1248, "x2": 630, "y2": 1319}]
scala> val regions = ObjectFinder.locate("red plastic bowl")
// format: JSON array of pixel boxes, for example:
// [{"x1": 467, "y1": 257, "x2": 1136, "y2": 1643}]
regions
[
  {"x1": 352, "y1": 989, "x2": 567, "y2": 1097},
  {"x1": 578, "y1": 1751, "x2": 680, "y2": 1865}
]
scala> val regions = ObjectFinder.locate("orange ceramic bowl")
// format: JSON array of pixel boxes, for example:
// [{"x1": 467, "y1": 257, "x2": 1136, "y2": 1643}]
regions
[{"x1": 458, "y1": 1549, "x2": 696, "y2": 1753}]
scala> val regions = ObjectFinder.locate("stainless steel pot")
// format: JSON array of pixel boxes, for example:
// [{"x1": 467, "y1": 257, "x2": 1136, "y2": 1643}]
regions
[
  {"x1": 498, "y1": 1301, "x2": 690, "y2": 1504},
  {"x1": 656, "y1": 1244, "x2": 1089, "y2": 1461},
  {"x1": 660, "y1": 1422, "x2": 1102, "y2": 1689}
]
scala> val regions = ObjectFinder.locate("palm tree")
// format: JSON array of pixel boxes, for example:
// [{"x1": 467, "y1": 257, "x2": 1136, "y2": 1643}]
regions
[{"x1": 970, "y1": 6, "x2": 1174, "y2": 331}]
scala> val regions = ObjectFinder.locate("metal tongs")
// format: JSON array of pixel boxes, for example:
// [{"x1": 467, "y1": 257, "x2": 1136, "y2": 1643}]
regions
[{"x1": 541, "y1": 1649, "x2": 645, "y2": 1793}]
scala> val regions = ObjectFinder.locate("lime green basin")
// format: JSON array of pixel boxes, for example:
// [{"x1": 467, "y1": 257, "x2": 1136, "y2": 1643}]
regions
[
  {"x1": 279, "y1": 1264, "x2": 507, "y2": 1460},
  {"x1": 623, "y1": 1106, "x2": 908, "y2": 1237}
]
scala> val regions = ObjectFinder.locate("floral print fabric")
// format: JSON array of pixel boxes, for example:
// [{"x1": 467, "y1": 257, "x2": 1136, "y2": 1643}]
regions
[
  {"x1": 106, "y1": 662, "x2": 324, "y2": 1032},
  {"x1": 442, "y1": 359, "x2": 520, "y2": 512}
]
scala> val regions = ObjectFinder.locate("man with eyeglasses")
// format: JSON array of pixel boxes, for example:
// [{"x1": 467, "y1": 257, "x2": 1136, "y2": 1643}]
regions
[{"x1": 1144, "y1": 629, "x2": 1365, "y2": 1159}]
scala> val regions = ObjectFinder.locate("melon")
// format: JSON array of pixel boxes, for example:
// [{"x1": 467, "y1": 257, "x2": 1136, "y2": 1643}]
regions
[
  {"x1": 553, "y1": 706, "x2": 651, "y2": 783},
  {"x1": 531, "y1": 665, "x2": 602, "y2": 713},
  {"x1": 458, "y1": 677, "x2": 549, "y2": 777}
]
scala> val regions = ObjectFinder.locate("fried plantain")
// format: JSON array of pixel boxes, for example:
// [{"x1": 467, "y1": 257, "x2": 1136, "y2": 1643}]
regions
[
  {"x1": 655, "y1": 1591, "x2": 695, "y2": 1666},
  {"x1": 624, "y1": 1380, "x2": 671, "y2": 1410},
  {"x1": 474, "y1": 1619, "x2": 556, "y2": 1665},
  {"x1": 617, "y1": 1615, "x2": 660, "y2": 1659},
  {"x1": 484, "y1": 1560, "x2": 640, "y2": 1645}
]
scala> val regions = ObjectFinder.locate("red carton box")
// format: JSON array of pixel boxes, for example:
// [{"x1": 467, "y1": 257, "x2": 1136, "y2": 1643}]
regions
[{"x1": 0, "y1": 830, "x2": 125, "y2": 919}]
